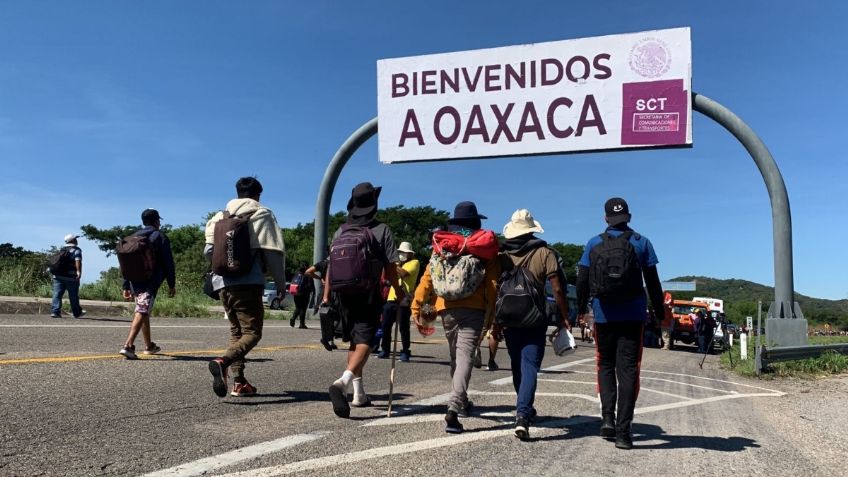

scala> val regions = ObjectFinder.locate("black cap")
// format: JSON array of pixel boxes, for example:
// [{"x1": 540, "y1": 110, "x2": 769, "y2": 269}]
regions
[
  {"x1": 448, "y1": 201, "x2": 487, "y2": 224},
  {"x1": 604, "y1": 197, "x2": 631, "y2": 226},
  {"x1": 346, "y1": 182, "x2": 382, "y2": 217},
  {"x1": 141, "y1": 208, "x2": 162, "y2": 225}
]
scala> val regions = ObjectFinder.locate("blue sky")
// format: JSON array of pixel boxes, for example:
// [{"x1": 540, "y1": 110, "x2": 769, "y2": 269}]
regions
[{"x1": 1, "y1": 1, "x2": 846, "y2": 301}]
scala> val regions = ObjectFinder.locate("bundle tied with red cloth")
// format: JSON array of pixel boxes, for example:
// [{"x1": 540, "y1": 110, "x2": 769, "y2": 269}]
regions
[
  {"x1": 431, "y1": 229, "x2": 499, "y2": 260},
  {"x1": 416, "y1": 229, "x2": 498, "y2": 336}
]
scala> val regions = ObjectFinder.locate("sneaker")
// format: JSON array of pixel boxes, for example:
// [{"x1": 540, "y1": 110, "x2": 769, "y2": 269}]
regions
[
  {"x1": 377, "y1": 350, "x2": 390, "y2": 359},
  {"x1": 514, "y1": 416, "x2": 530, "y2": 439},
  {"x1": 290, "y1": 318, "x2": 296, "y2": 327},
  {"x1": 615, "y1": 430, "x2": 633, "y2": 450},
  {"x1": 329, "y1": 382, "x2": 351, "y2": 418},
  {"x1": 398, "y1": 351, "x2": 411, "y2": 362},
  {"x1": 231, "y1": 381, "x2": 257, "y2": 397},
  {"x1": 458, "y1": 400, "x2": 474, "y2": 418},
  {"x1": 320, "y1": 339, "x2": 334, "y2": 352},
  {"x1": 50, "y1": 313, "x2": 61, "y2": 319},
  {"x1": 298, "y1": 324, "x2": 308, "y2": 329},
  {"x1": 487, "y1": 360, "x2": 499, "y2": 371},
  {"x1": 73, "y1": 310, "x2": 87, "y2": 319},
  {"x1": 142, "y1": 343, "x2": 161, "y2": 355},
  {"x1": 119, "y1": 346, "x2": 137, "y2": 360},
  {"x1": 445, "y1": 411, "x2": 463, "y2": 434},
  {"x1": 330, "y1": 342, "x2": 338, "y2": 350},
  {"x1": 208, "y1": 358, "x2": 229, "y2": 398},
  {"x1": 472, "y1": 347, "x2": 482, "y2": 369},
  {"x1": 600, "y1": 414, "x2": 616, "y2": 439},
  {"x1": 351, "y1": 395, "x2": 372, "y2": 407}
]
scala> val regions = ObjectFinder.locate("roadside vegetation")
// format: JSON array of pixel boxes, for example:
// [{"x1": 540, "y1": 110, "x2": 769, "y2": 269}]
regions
[{"x1": 721, "y1": 334, "x2": 848, "y2": 379}]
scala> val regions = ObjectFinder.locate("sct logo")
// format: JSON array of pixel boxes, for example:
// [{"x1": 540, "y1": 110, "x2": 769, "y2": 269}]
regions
[{"x1": 635, "y1": 97, "x2": 668, "y2": 111}]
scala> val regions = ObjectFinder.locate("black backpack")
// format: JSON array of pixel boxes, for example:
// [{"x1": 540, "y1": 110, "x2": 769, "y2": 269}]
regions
[
  {"x1": 46, "y1": 248, "x2": 74, "y2": 275},
  {"x1": 211, "y1": 211, "x2": 256, "y2": 277},
  {"x1": 116, "y1": 234, "x2": 157, "y2": 283},
  {"x1": 588, "y1": 231, "x2": 644, "y2": 303},
  {"x1": 495, "y1": 249, "x2": 547, "y2": 328}
]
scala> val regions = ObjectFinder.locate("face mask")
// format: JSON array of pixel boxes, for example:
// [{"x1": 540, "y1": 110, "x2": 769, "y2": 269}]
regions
[{"x1": 399, "y1": 253, "x2": 408, "y2": 262}]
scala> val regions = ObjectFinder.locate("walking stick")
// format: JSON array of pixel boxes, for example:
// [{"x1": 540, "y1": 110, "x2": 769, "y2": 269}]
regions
[
  {"x1": 698, "y1": 336, "x2": 713, "y2": 369},
  {"x1": 386, "y1": 303, "x2": 402, "y2": 417}
]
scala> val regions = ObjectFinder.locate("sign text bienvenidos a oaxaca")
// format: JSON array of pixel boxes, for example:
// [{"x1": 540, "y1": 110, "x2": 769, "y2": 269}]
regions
[{"x1": 377, "y1": 27, "x2": 692, "y2": 163}]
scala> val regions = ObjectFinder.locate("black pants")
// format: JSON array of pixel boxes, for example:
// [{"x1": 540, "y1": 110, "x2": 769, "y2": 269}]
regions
[
  {"x1": 381, "y1": 301, "x2": 411, "y2": 353},
  {"x1": 595, "y1": 321, "x2": 644, "y2": 433},
  {"x1": 292, "y1": 295, "x2": 310, "y2": 325}
]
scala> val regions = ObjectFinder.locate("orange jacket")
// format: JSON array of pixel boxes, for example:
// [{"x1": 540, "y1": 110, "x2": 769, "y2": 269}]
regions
[{"x1": 411, "y1": 256, "x2": 501, "y2": 319}]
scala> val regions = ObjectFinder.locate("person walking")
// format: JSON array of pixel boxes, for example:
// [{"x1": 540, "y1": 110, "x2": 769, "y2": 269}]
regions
[
  {"x1": 576, "y1": 198, "x2": 666, "y2": 450},
  {"x1": 306, "y1": 258, "x2": 338, "y2": 351},
  {"x1": 323, "y1": 182, "x2": 404, "y2": 417},
  {"x1": 378, "y1": 241, "x2": 420, "y2": 362},
  {"x1": 290, "y1": 264, "x2": 313, "y2": 329},
  {"x1": 411, "y1": 201, "x2": 500, "y2": 434},
  {"x1": 119, "y1": 209, "x2": 176, "y2": 359},
  {"x1": 49, "y1": 234, "x2": 85, "y2": 319},
  {"x1": 204, "y1": 177, "x2": 286, "y2": 398},
  {"x1": 497, "y1": 209, "x2": 571, "y2": 439}
]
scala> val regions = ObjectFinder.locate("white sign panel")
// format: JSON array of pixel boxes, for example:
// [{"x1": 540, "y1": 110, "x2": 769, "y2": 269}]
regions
[{"x1": 377, "y1": 27, "x2": 692, "y2": 163}]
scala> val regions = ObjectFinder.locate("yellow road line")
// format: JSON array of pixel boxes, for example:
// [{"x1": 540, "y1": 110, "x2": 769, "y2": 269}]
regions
[
  {"x1": 0, "y1": 338, "x2": 448, "y2": 366},
  {"x1": 0, "y1": 344, "x2": 323, "y2": 366}
]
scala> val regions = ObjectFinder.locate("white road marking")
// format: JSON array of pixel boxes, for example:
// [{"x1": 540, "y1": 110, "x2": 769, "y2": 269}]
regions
[
  {"x1": 634, "y1": 391, "x2": 783, "y2": 415},
  {"x1": 219, "y1": 415, "x2": 601, "y2": 477},
  {"x1": 569, "y1": 362, "x2": 784, "y2": 394},
  {"x1": 149, "y1": 355, "x2": 785, "y2": 475},
  {"x1": 470, "y1": 391, "x2": 600, "y2": 403},
  {"x1": 140, "y1": 432, "x2": 327, "y2": 477},
  {"x1": 637, "y1": 376, "x2": 737, "y2": 394},
  {"x1": 488, "y1": 357, "x2": 594, "y2": 385},
  {"x1": 638, "y1": 386, "x2": 695, "y2": 401},
  {"x1": 538, "y1": 378, "x2": 594, "y2": 385}
]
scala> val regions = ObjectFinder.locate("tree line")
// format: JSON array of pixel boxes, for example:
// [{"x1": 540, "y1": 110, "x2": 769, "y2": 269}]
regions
[{"x1": 0, "y1": 205, "x2": 585, "y2": 302}]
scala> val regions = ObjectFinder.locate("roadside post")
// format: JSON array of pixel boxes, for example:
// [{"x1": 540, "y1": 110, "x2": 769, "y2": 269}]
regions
[{"x1": 740, "y1": 333, "x2": 748, "y2": 360}]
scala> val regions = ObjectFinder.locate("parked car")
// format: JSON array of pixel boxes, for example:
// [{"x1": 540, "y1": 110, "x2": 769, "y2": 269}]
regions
[{"x1": 262, "y1": 282, "x2": 293, "y2": 310}]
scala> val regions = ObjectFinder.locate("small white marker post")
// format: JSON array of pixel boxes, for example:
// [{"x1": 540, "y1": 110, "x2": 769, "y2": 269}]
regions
[
  {"x1": 740, "y1": 333, "x2": 748, "y2": 360},
  {"x1": 729, "y1": 333, "x2": 734, "y2": 348}
]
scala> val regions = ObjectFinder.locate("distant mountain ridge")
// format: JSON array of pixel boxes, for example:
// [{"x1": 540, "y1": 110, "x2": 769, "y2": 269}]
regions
[{"x1": 667, "y1": 276, "x2": 848, "y2": 328}]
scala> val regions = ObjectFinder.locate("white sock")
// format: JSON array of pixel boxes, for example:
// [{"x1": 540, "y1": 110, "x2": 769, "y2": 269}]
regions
[
  {"x1": 352, "y1": 377, "x2": 366, "y2": 401},
  {"x1": 334, "y1": 370, "x2": 354, "y2": 389}
]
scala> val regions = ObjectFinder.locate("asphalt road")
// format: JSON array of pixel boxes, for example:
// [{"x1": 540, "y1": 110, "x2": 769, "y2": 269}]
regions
[{"x1": 1, "y1": 312, "x2": 845, "y2": 477}]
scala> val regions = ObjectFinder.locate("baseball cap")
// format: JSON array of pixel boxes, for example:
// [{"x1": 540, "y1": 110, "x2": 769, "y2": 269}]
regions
[
  {"x1": 63, "y1": 234, "x2": 79, "y2": 243},
  {"x1": 141, "y1": 208, "x2": 162, "y2": 224},
  {"x1": 604, "y1": 197, "x2": 631, "y2": 226}
]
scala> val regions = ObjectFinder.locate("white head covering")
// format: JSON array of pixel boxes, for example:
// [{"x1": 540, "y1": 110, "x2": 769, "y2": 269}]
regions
[
  {"x1": 398, "y1": 242, "x2": 415, "y2": 254},
  {"x1": 502, "y1": 209, "x2": 544, "y2": 239}
]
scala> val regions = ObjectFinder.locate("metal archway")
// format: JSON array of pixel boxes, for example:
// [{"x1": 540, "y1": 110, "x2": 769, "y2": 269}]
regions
[{"x1": 313, "y1": 92, "x2": 806, "y2": 346}]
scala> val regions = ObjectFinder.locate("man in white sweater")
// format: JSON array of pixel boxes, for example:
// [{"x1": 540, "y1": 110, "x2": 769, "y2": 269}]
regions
[{"x1": 204, "y1": 177, "x2": 286, "y2": 398}]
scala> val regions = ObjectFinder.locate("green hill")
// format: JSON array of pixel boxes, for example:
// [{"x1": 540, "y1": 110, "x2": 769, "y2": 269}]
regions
[{"x1": 667, "y1": 276, "x2": 848, "y2": 330}]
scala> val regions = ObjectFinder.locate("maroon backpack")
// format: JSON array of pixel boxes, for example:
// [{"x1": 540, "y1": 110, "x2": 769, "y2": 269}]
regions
[
  {"x1": 116, "y1": 235, "x2": 156, "y2": 283},
  {"x1": 211, "y1": 211, "x2": 256, "y2": 277},
  {"x1": 329, "y1": 224, "x2": 381, "y2": 295}
]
